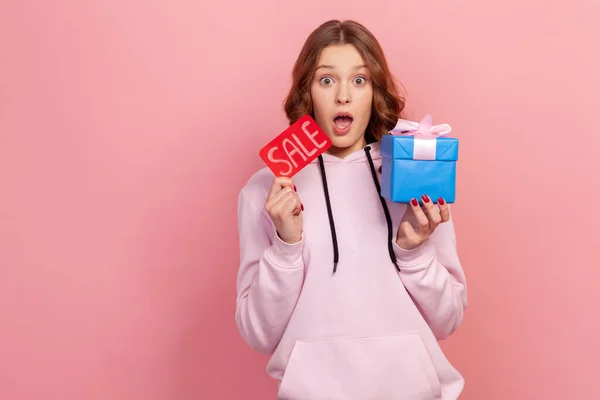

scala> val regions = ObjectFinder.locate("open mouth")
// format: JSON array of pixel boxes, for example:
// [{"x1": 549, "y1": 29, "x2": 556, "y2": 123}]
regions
[{"x1": 333, "y1": 112, "x2": 353, "y2": 135}]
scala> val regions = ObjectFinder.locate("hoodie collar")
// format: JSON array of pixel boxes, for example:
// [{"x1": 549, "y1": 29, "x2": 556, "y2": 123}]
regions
[{"x1": 312, "y1": 141, "x2": 382, "y2": 164}]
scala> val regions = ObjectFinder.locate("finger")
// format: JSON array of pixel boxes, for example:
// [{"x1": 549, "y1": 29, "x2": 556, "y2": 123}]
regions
[
  {"x1": 437, "y1": 197, "x2": 450, "y2": 222},
  {"x1": 266, "y1": 187, "x2": 294, "y2": 211},
  {"x1": 267, "y1": 177, "x2": 295, "y2": 199},
  {"x1": 421, "y1": 194, "x2": 441, "y2": 229},
  {"x1": 279, "y1": 192, "x2": 302, "y2": 216},
  {"x1": 410, "y1": 197, "x2": 430, "y2": 233},
  {"x1": 271, "y1": 190, "x2": 301, "y2": 215}
]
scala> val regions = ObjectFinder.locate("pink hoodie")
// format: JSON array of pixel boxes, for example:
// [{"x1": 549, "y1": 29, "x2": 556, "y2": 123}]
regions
[{"x1": 235, "y1": 141, "x2": 468, "y2": 400}]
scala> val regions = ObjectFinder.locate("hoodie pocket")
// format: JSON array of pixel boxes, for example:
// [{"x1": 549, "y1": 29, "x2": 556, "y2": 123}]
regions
[{"x1": 277, "y1": 332, "x2": 442, "y2": 400}]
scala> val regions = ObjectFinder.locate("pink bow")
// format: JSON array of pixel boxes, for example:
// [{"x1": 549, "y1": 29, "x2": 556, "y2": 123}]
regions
[{"x1": 390, "y1": 114, "x2": 452, "y2": 137}]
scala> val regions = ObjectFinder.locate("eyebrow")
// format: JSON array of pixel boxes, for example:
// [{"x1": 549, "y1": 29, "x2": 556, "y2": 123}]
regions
[{"x1": 315, "y1": 64, "x2": 368, "y2": 71}]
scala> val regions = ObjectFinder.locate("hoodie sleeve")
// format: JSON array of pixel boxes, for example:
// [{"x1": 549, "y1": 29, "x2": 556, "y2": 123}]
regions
[
  {"x1": 234, "y1": 188, "x2": 306, "y2": 354},
  {"x1": 393, "y1": 210, "x2": 468, "y2": 340}
]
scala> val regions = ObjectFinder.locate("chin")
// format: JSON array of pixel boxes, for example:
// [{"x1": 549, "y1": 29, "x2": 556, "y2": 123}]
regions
[
  {"x1": 328, "y1": 133, "x2": 365, "y2": 152},
  {"x1": 329, "y1": 135, "x2": 356, "y2": 147}
]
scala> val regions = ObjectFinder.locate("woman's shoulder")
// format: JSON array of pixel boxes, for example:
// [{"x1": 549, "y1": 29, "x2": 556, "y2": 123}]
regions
[{"x1": 238, "y1": 166, "x2": 274, "y2": 207}]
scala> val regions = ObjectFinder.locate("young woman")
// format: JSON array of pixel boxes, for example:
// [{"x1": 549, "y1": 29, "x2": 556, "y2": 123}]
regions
[{"x1": 235, "y1": 19, "x2": 468, "y2": 400}]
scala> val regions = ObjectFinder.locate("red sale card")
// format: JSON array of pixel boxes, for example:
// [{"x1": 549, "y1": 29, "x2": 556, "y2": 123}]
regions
[{"x1": 259, "y1": 115, "x2": 332, "y2": 177}]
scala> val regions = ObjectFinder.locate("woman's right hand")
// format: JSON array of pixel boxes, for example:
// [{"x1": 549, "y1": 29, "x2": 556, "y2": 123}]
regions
[{"x1": 265, "y1": 177, "x2": 304, "y2": 244}]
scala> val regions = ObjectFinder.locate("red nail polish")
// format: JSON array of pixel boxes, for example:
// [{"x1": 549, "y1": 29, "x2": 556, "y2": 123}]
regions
[
  {"x1": 294, "y1": 185, "x2": 297, "y2": 191},
  {"x1": 422, "y1": 194, "x2": 430, "y2": 203},
  {"x1": 410, "y1": 198, "x2": 418, "y2": 206},
  {"x1": 301, "y1": 203, "x2": 304, "y2": 211},
  {"x1": 438, "y1": 197, "x2": 445, "y2": 205}
]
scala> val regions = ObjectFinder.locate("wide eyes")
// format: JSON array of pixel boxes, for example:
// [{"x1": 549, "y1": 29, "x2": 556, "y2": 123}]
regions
[{"x1": 319, "y1": 76, "x2": 368, "y2": 86}]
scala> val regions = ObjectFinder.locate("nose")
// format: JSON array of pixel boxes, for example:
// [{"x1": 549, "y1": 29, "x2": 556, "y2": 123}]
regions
[{"x1": 336, "y1": 84, "x2": 351, "y2": 105}]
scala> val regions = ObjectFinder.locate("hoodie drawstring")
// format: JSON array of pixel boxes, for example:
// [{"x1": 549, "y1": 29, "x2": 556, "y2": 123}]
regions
[
  {"x1": 365, "y1": 146, "x2": 400, "y2": 273},
  {"x1": 317, "y1": 146, "x2": 400, "y2": 274},
  {"x1": 317, "y1": 154, "x2": 339, "y2": 273}
]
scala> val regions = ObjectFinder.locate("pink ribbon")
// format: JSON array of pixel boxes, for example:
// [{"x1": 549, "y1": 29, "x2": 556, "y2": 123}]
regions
[
  {"x1": 389, "y1": 114, "x2": 452, "y2": 160},
  {"x1": 390, "y1": 114, "x2": 452, "y2": 137}
]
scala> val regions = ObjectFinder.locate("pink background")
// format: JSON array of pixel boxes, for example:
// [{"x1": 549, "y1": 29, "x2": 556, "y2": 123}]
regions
[{"x1": 1, "y1": 0, "x2": 599, "y2": 399}]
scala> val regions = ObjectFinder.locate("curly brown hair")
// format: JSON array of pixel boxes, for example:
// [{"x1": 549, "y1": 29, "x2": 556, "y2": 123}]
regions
[{"x1": 283, "y1": 20, "x2": 406, "y2": 143}]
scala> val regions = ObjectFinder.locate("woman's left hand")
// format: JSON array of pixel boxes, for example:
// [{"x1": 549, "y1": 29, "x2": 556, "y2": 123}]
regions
[{"x1": 395, "y1": 194, "x2": 450, "y2": 250}]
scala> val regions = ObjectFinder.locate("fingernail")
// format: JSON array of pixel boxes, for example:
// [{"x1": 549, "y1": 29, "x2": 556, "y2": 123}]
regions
[
  {"x1": 438, "y1": 197, "x2": 445, "y2": 205},
  {"x1": 410, "y1": 198, "x2": 418, "y2": 206},
  {"x1": 422, "y1": 194, "x2": 430, "y2": 203},
  {"x1": 294, "y1": 185, "x2": 297, "y2": 191},
  {"x1": 301, "y1": 203, "x2": 304, "y2": 211}
]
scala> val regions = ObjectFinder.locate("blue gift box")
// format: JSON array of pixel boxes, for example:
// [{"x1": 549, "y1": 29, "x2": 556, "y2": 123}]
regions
[{"x1": 380, "y1": 116, "x2": 459, "y2": 204}]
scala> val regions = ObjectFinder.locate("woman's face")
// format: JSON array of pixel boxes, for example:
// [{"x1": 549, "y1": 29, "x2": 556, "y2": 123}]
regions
[{"x1": 310, "y1": 44, "x2": 373, "y2": 159}]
